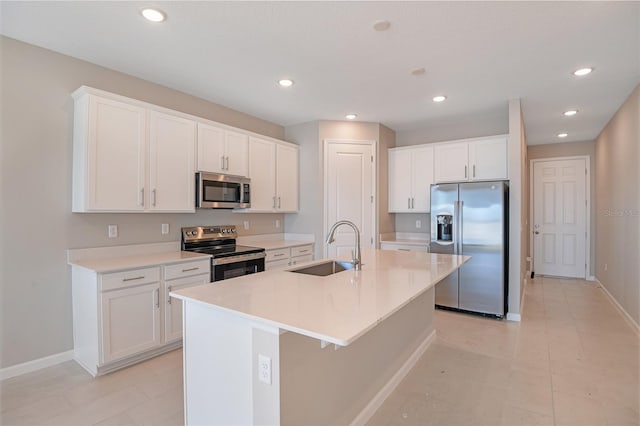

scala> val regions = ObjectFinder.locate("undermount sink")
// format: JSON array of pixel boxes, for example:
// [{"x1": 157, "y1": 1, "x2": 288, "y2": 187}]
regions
[{"x1": 289, "y1": 260, "x2": 356, "y2": 277}]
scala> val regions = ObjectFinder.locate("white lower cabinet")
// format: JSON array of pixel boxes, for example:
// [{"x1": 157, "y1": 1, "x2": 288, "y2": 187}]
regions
[
  {"x1": 380, "y1": 242, "x2": 429, "y2": 252},
  {"x1": 72, "y1": 259, "x2": 210, "y2": 376},
  {"x1": 265, "y1": 244, "x2": 314, "y2": 271},
  {"x1": 101, "y1": 282, "x2": 161, "y2": 364},
  {"x1": 163, "y1": 272, "x2": 209, "y2": 344}
]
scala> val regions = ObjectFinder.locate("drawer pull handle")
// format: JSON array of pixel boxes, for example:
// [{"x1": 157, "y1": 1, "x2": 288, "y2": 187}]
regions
[
  {"x1": 298, "y1": 250, "x2": 309, "y2": 253},
  {"x1": 123, "y1": 276, "x2": 145, "y2": 282},
  {"x1": 273, "y1": 253, "x2": 285, "y2": 257},
  {"x1": 182, "y1": 267, "x2": 199, "y2": 272},
  {"x1": 398, "y1": 248, "x2": 411, "y2": 251}
]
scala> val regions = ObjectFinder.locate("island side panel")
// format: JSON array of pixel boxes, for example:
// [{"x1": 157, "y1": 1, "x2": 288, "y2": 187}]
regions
[
  {"x1": 279, "y1": 287, "x2": 435, "y2": 426},
  {"x1": 251, "y1": 327, "x2": 281, "y2": 425},
  {"x1": 182, "y1": 301, "x2": 253, "y2": 425}
]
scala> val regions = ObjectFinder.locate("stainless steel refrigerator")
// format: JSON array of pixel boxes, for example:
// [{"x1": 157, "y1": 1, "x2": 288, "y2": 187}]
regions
[{"x1": 430, "y1": 181, "x2": 508, "y2": 318}]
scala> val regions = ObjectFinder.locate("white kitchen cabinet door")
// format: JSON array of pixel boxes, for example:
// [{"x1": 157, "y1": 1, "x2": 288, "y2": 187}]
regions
[
  {"x1": 411, "y1": 147, "x2": 434, "y2": 212},
  {"x1": 196, "y1": 124, "x2": 248, "y2": 176},
  {"x1": 164, "y1": 273, "x2": 209, "y2": 344},
  {"x1": 76, "y1": 95, "x2": 146, "y2": 212},
  {"x1": 197, "y1": 123, "x2": 226, "y2": 173},
  {"x1": 388, "y1": 146, "x2": 433, "y2": 212},
  {"x1": 434, "y1": 142, "x2": 469, "y2": 183},
  {"x1": 101, "y1": 283, "x2": 161, "y2": 364},
  {"x1": 275, "y1": 143, "x2": 299, "y2": 212},
  {"x1": 388, "y1": 149, "x2": 413, "y2": 212},
  {"x1": 468, "y1": 136, "x2": 508, "y2": 180},
  {"x1": 248, "y1": 137, "x2": 277, "y2": 211},
  {"x1": 149, "y1": 111, "x2": 196, "y2": 212},
  {"x1": 224, "y1": 130, "x2": 249, "y2": 176}
]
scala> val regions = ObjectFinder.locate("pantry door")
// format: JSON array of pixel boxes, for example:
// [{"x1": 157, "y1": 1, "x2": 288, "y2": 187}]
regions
[
  {"x1": 532, "y1": 157, "x2": 589, "y2": 278},
  {"x1": 324, "y1": 140, "x2": 375, "y2": 259}
]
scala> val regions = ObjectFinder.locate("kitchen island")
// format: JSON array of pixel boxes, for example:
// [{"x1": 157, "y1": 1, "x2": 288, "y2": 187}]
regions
[{"x1": 171, "y1": 249, "x2": 468, "y2": 425}]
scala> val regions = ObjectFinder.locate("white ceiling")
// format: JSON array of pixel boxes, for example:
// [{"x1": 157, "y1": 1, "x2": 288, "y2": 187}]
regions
[{"x1": 1, "y1": 1, "x2": 638, "y2": 145}]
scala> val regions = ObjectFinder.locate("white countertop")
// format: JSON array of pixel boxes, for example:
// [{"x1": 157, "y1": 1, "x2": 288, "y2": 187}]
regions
[
  {"x1": 237, "y1": 233, "x2": 314, "y2": 251},
  {"x1": 68, "y1": 250, "x2": 211, "y2": 273},
  {"x1": 171, "y1": 249, "x2": 468, "y2": 346}
]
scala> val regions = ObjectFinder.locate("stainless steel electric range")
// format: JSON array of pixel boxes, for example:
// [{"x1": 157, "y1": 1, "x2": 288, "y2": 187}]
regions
[{"x1": 181, "y1": 225, "x2": 266, "y2": 282}]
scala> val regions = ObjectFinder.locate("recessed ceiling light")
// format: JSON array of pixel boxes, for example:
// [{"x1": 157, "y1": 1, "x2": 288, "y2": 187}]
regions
[
  {"x1": 278, "y1": 79, "x2": 294, "y2": 87},
  {"x1": 557, "y1": 133, "x2": 568, "y2": 138},
  {"x1": 573, "y1": 67, "x2": 593, "y2": 77},
  {"x1": 433, "y1": 95, "x2": 447, "y2": 103},
  {"x1": 411, "y1": 67, "x2": 426, "y2": 76},
  {"x1": 373, "y1": 20, "x2": 391, "y2": 31},
  {"x1": 564, "y1": 109, "x2": 578, "y2": 116},
  {"x1": 141, "y1": 8, "x2": 166, "y2": 23},
  {"x1": 345, "y1": 114, "x2": 358, "y2": 120}
]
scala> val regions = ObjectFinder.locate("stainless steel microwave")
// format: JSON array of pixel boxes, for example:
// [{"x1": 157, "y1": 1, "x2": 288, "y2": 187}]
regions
[{"x1": 196, "y1": 172, "x2": 251, "y2": 209}]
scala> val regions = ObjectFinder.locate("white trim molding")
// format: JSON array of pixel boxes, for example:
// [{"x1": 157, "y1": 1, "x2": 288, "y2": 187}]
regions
[
  {"x1": 0, "y1": 350, "x2": 74, "y2": 381},
  {"x1": 596, "y1": 278, "x2": 640, "y2": 334},
  {"x1": 350, "y1": 330, "x2": 437, "y2": 426}
]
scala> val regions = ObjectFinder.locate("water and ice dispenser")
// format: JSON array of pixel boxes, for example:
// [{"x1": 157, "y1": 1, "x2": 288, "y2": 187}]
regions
[{"x1": 436, "y1": 214, "x2": 453, "y2": 241}]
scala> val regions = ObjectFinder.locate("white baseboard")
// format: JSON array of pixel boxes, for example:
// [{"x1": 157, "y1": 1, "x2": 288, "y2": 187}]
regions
[
  {"x1": 506, "y1": 313, "x2": 522, "y2": 322},
  {"x1": 0, "y1": 350, "x2": 74, "y2": 381},
  {"x1": 586, "y1": 275, "x2": 596, "y2": 282},
  {"x1": 595, "y1": 278, "x2": 640, "y2": 334},
  {"x1": 350, "y1": 329, "x2": 437, "y2": 426}
]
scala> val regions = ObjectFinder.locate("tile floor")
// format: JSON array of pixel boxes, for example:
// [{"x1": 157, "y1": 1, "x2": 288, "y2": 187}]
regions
[{"x1": 1, "y1": 277, "x2": 638, "y2": 426}]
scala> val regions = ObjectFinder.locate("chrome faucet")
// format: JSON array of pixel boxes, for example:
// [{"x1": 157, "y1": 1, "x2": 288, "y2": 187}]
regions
[{"x1": 326, "y1": 220, "x2": 362, "y2": 271}]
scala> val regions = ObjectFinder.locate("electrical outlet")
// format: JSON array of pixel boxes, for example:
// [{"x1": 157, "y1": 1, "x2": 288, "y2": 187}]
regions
[
  {"x1": 275, "y1": 219, "x2": 280, "y2": 229},
  {"x1": 108, "y1": 224, "x2": 118, "y2": 238},
  {"x1": 416, "y1": 220, "x2": 422, "y2": 229},
  {"x1": 243, "y1": 221, "x2": 250, "y2": 230},
  {"x1": 161, "y1": 223, "x2": 169, "y2": 235},
  {"x1": 258, "y1": 354, "x2": 271, "y2": 385}
]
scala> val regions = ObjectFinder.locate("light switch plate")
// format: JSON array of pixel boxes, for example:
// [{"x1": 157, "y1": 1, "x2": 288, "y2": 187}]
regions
[
  {"x1": 416, "y1": 220, "x2": 422, "y2": 229},
  {"x1": 243, "y1": 221, "x2": 250, "y2": 230}
]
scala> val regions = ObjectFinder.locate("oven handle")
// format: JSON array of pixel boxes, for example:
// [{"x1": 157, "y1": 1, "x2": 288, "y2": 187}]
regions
[{"x1": 211, "y1": 252, "x2": 266, "y2": 266}]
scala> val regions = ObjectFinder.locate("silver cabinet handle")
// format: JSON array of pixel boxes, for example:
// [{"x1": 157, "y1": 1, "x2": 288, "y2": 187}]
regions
[
  {"x1": 473, "y1": 164, "x2": 476, "y2": 178},
  {"x1": 408, "y1": 198, "x2": 411, "y2": 209},
  {"x1": 273, "y1": 196, "x2": 276, "y2": 209},
  {"x1": 278, "y1": 197, "x2": 281, "y2": 209},
  {"x1": 273, "y1": 253, "x2": 285, "y2": 257},
  {"x1": 182, "y1": 267, "x2": 199, "y2": 272},
  {"x1": 139, "y1": 188, "x2": 145, "y2": 206},
  {"x1": 155, "y1": 288, "x2": 160, "y2": 308},
  {"x1": 398, "y1": 248, "x2": 411, "y2": 252},
  {"x1": 465, "y1": 165, "x2": 468, "y2": 179},
  {"x1": 411, "y1": 198, "x2": 415, "y2": 209},
  {"x1": 167, "y1": 286, "x2": 172, "y2": 304},
  {"x1": 123, "y1": 276, "x2": 145, "y2": 282},
  {"x1": 152, "y1": 189, "x2": 157, "y2": 206},
  {"x1": 220, "y1": 155, "x2": 225, "y2": 170},
  {"x1": 298, "y1": 249, "x2": 309, "y2": 254}
]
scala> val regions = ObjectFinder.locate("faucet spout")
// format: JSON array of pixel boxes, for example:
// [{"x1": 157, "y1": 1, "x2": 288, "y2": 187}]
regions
[{"x1": 326, "y1": 220, "x2": 362, "y2": 271}]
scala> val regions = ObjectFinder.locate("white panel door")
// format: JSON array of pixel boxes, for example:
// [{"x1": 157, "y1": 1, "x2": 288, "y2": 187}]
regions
[
  {"x1": 411, "y1": 146, "x2": 434, "y2": 211},
  {"x1": 197, "y1": 123, "x2": 226, "y2": 173},
  {"x1": 388, "y1": 149, "x2": 413, "y2": 212},
  {"x1": 164, "y1": 274, "x2": 209, "y2": 344},
  {"x1": 434, "y1": 142, "x2": 469, "y2": 182},
  {"x1": 533, "y1": 159, "x2": 587, "y2": 278},
  {"x1": 325, "y1": 141, "x2": 374, "y2": 259},
  {"x1": 224, "y1": 130, "x2": 249, "y2": 176},
  {"x1": 149, "y1": 111, "x2": 196, "y2": 212},
  {"x1": 469, "y1": 136, "x2": 508, "y2": 181}
]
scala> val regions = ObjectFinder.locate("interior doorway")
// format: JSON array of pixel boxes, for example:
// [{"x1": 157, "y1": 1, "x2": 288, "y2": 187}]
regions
[
  {"x1": 530, "y1": 157, "x2": 590, "y2": 278},
  {"x1": 323, "y1": 139, "x2": 376, "y2": 258}
]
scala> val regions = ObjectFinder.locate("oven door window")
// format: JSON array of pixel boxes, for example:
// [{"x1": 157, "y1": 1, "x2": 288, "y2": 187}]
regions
[
  {"x1": 213, "y1": 258, "x2": 265, "y2": 282},
  {"x1": 203, "y1": 180, "x2": 240, "y2": 203}
]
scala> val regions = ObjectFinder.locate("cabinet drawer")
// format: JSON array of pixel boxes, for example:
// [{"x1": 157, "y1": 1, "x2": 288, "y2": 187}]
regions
[
  {"x1": 266, "y1": 248, "x2": 290, "y2": 262},
  {"x1": 101, "y1": 267, "x2": 160, "y2": 292},
  {"x1": 266, "y1": 258, "x2": 291, "y2": 271},
  {"x1": 290, "y1": 254, "x2": 313, "y2": 266},
  {"x1": 291, "y1": 245, "x2": 313, "y2": 258},
  {"x1": 164, "y1": 260, "x2": 210, "y2": 281}
]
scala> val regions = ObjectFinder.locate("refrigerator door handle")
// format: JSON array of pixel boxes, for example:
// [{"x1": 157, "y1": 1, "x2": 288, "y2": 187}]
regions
[
  {"x1": 458, "y1": 200, "x2": 464, "y2": 254},
  {"x1": 453, "y1": 201, "x2": 459, "y2": 254}
]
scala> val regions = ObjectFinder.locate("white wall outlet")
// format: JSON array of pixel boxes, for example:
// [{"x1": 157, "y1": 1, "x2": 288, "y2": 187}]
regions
[
  {"x1": 243, "y1": 221, "x2": 250, "y2": 230},
  {"x1": 161, "y1": 223, "x2": 169, "y2": 235},
  {"x1": 416, "y1": 220, "x2": 422, "y2": 229},
  {"x1": 258, "y1": 354, "x2": 271, "y2": 385},
  {"x1": 275, "y1": 219, "x2": 280, "y2": 229},
  {"x1": 108, "y1": 224, "x2": 118, "y2": 238}
]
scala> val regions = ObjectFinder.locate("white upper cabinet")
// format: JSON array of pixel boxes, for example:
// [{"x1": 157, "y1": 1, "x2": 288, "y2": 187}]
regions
[
  {"x1": 72, "y1": 87, "x2": 196, "y2": 213},
  {"x1": 149, "y1": 111, "x2": 196, "y2": 212},
  {"x1": 73, "y1": 94, "x2": 147, "y2": 212},
  {"x1": 434, "y1": 135, "x2": 508, "y2": 183},
  {"x1": 197, "y1": 123, "x2": 248, "y2": 177},
  {"x1": 388, "y1": 146, "x2": 433, "y2": 213},
  {"x1": 247, "y1": 137, "x2": 298, "y2": 212}
]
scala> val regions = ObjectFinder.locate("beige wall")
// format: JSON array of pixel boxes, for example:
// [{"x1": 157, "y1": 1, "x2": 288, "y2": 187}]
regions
[
  {"x1": 595, "y1": 84, "x2": 640, "y2": 325},
  {"x1": 528, "y1": 141, "x2": 597, "y2": 274},
  {"x1": 0, "y1": 36, "x2": 288, "y2": 368},
  {"x1": 377, "y1": 124, "x2": 396, "y2": 237}
]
